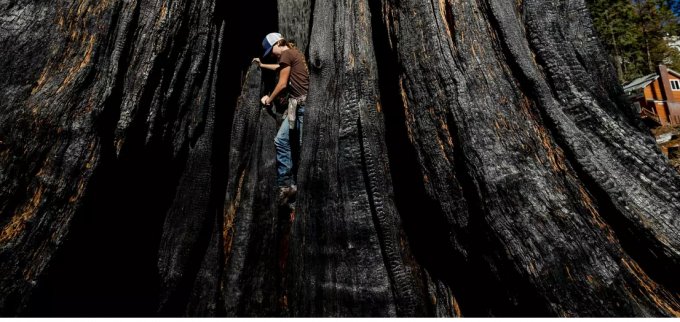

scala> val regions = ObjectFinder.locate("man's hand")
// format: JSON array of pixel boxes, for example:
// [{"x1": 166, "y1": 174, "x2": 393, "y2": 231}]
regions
[
  {"x1": 261, "y1": 95, "x2": 271, "y2": 106},
  {"x1": 252, "y1": 58, "x2": 262, "y2": 66}
]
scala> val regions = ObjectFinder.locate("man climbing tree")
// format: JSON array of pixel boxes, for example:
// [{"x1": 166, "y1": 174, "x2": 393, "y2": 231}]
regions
[
  {"x1": 253, "y1": 32, "x2": 310, "y2": 206},
  {"x1": 4, "y1": 0, "x2": 680, "y2": 317}
]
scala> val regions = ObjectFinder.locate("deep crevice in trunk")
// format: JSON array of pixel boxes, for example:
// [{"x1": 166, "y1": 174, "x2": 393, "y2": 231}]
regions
[
  {"x1": 16, "y1": 0, "x2": 281, "y2": 316},
  {"x1": 367, "y1": 0, "x2": 547, "y2": 316},
  {"x1": 21, "y1": 3, "x2": 179, "y2": 316},
  {"x1": 366, "y1": 0, "x2": 466, "y2": 315}
]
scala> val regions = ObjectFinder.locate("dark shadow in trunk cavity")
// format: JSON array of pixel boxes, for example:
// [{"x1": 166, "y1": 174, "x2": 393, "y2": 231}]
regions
[{"x1": 24, "y1": 0, "x2": 280, "y2": 317}]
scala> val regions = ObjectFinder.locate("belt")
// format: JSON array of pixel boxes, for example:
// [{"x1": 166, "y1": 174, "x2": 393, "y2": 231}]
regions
[
  {"x1": 292, "y1": 95, "x2": 307, "y2": 105},
  {"x1": 285, "y1": 96, "x2": 306, "y2": 128}
]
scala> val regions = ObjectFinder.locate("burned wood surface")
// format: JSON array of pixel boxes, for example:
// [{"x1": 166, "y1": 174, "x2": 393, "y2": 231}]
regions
[
  {"x1": 0, "y1": 0, "x2": 679, "y2": 317},
  {"x1": 220, "y1": 62, "x2": 282, "y2": 317},
  {"x1": 283, "y1": 0, "x2": 429, "y2": 316},
  {"x1": 375, "y1": 0, "x2": 680, "y2": 316},
  {"x1": 277, "y1": 0, "x2": 312, "y2": 55},
  {"x1": 0, "y1": 0, "x2": 225, "y2": 316}
]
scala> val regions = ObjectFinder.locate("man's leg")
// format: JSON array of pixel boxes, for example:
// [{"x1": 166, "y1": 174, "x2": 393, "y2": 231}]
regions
[
  {"x1": 291, "y1": 107, "x2": 304, "y2": 187},
  {"x1": 274, "y1": 119, "x2": 293, "y2": 187},
  {"x1": 297, "y1": 107, "x2": 304, "y2": 146}
]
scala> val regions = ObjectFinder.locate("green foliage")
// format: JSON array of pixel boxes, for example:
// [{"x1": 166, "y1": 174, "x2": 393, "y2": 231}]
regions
[{"x1": 587, "y1": 0, "x2": 680, "y2": 81}]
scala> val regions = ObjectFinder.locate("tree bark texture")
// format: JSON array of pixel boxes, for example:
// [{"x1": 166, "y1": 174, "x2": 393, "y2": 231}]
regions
[
  {"x1": 277, "y1": 0, "x2": 313, "y2": 54},
  {"x1": 375, "y1": 0, "x2": 680, "y2": 316},
  {"x1": 0, "y1": 0, "x2": 226, "y2": 316},
  {"x1": 220, "y1": 62, "x2": 283, "y2": 317},
  {"x1": 284, "y1": 0, "x2": 430, "y2": 316},
  {"x1": 1, "y1": 0, "x2": 680, "y2": 317}
]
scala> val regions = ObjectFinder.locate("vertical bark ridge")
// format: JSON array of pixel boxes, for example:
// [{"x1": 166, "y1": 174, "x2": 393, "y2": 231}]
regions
[
  {"x1": 217, "y1": 1, "x2": 313, "y2": 314},
  {"x1": 368, "y1": 0, "x2": 474, "y2": 316},
  {"x1": 287, "y1": 0, "x2": 428, "y2": 316},
  {"x1": 156, "y1": 14, "x2": 223, "y2": 315},
  {"x1": 184, "y1": 20, "x2": 228, "y2": 317},
  {"x1": 220, "y1": 62, "x2": 282, "y2": 316}
]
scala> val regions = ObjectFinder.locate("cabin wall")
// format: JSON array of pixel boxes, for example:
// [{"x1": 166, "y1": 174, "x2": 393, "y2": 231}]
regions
[
  {"x1": 653, "y1": 101, "x2": 670, "y2": 123},
  {"x1": 644, "y1": 74, "x2": 680, "y2": 101},
  {"x1": 644, "y1": 80, "x2": 663, "y2": 100}
]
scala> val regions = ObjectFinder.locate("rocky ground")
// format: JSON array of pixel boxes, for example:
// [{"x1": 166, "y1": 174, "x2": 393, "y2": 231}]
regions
[{"x1": 652, "y1": 125, "x2": 680, "y2": 172}]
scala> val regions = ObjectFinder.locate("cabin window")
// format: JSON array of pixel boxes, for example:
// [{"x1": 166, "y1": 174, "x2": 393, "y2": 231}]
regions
[{"x1": 671, "y1": 79, "x2": 680, "y2": 91}]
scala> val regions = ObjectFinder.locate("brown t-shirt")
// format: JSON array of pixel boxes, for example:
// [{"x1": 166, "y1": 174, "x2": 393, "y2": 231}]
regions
[{"x1": 279, "y1": 49, "x2": 309, "y2": 98}]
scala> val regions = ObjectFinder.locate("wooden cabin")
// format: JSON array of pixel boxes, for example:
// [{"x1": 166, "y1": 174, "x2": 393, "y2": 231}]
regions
[{"x1": 623, "y1": 65, "x2": 680, "y2": 126}]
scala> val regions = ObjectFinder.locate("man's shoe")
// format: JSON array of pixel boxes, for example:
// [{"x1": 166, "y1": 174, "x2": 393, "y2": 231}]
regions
[
  {"x1": 277, "y1": 185, "x2": 298, "y2": 206},
  {"x1": 278, "y1": 186, "x2": 291, "y2": 206},
  {"x1": 287, "y1": 185, "x2": 297, "y2": 203}
]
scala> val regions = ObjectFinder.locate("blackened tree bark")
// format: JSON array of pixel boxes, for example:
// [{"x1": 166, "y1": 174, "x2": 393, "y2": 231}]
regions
[
  {"x1": 1, "y1": 0, "x2": 680, "y2": 318},
  {"x1": 375, "y1": 0, "x2": 680, "y2": 316},
  {"x1": 284, "y1": 0, "x2": 429, "y2": 316},
  {"x1": 220, "y1": 62, "x2": 282, "y2": 316},
  {"x1": 0, "y1": 0, "x2": 226, "y2": 316},
  {"x1": 277, "y1": 0, "x2": 313, "y2": 54},
  {"x1": 156, "y1": 23, "x2": 225, "y2": 317}
]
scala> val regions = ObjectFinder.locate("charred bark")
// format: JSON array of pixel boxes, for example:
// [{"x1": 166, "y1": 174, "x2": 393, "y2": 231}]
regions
[
  {"x1": 375, "y1": 0, "x2": 680, "y2": 316},
  {"x1": 0, "y1": 0, "x2": 226, "y2": 316},
  {"x1": 220, "y1": 62, "x2": 282, "y2": 317},
  {"x1": 283, "y1": 0, "x2": 430, "y2": 316},
  {"x1": 277, "y1": 0, "x2": 313, "y2": 55},
  {"x1": 0, "y1": 0, "x2": 679, "y2": 317}
]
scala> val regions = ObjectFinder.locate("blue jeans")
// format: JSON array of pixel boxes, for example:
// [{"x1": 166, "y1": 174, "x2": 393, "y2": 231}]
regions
[{"x1": 274, "y1": 107, "x2": 304, "y2": 187}]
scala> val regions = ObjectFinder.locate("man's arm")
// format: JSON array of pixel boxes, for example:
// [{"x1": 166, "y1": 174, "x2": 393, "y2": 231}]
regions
[
  {"x1": 263, "y1": 66, "x2": 291, "y2": 105},
  {"x1": 260, "y1": 63, "x2": 280, "y2": 71},
  {"x1": 253, "y1": 58, "x2": 280, "y2": 71}
]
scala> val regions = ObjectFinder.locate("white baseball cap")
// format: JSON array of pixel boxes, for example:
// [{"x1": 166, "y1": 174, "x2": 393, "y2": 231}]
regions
[{"x1": 262, "y1": 32, "x2": 284, "y2": 57}]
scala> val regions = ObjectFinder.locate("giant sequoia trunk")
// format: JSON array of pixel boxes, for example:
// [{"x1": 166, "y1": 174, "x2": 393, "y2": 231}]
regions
[{"x1": 1, "y1": 0, "x2": 680, "y2": 317}]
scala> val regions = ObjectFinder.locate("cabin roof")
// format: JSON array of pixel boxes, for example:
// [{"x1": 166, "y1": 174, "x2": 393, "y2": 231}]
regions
[
  {"x1": 623, "y1": 74, "x2": 658, "y2": 93},
  {"x1": 622, "y1": 69, "x2": 680, "y2": 93}
]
